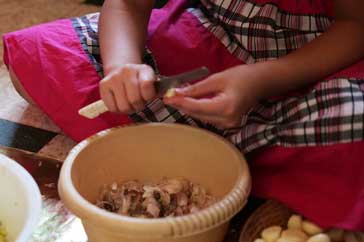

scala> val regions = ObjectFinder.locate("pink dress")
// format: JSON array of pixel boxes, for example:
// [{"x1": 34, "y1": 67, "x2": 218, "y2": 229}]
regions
[{"x1": 3, "y1": 0, "x2": 364, "y2": 230}]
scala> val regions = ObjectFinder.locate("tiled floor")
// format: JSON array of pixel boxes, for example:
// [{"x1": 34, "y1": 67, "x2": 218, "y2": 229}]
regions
[{"x1": 0, "y1": 0, "x2": 100, "y2": 160}]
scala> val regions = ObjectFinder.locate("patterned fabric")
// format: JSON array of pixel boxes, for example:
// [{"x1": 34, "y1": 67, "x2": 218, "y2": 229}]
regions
[
  {"x1": 231, "y1": 78, "x2": 364, "y2": 152},
  {"x1": 71, "y1": 4, "x2": 364, "y2": 155},
  {"x1": 190, "y1": 0, "x2": 332, "y2": 63},
  {"x1": 71, "y1": 15, "x2": 103, "y2": 76}
]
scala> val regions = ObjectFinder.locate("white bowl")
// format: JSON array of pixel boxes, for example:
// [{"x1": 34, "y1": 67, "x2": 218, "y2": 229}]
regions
[{"x1": 0, "y1": 154, "x2": 42, "y2": 242}]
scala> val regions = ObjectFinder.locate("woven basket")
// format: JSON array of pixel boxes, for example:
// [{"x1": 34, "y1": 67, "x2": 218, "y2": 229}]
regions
[{"x1": 239, "y1": 200, "x2": 293, "y2": 242}]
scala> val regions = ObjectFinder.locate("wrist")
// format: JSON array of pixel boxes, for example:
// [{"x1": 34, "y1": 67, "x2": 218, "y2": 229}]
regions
[
  {"x1": 235, "y1": 62, "x2": 275, "y2": 102},
  {"x1": 245, "y1": 60, "x2": 286, "y2": 100},
  {"x1": 103, "y1": 63, "x2": 140, "y2": 76},
  {"x1": 102, "y1": 56, "x2": 143, "y2": 76}
]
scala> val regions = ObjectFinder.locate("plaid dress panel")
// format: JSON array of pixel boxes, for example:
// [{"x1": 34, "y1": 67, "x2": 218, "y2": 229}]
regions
[{"x1": 193, "y1": 0, "x2": 332, "y2": 63}]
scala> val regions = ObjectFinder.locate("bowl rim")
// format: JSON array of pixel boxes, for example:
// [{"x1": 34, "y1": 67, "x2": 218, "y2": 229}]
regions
[
  {"x1": 0, "y1": 154, "x2": 42, "y2": 242},
  {"x1": 59, "y1": 123, "x2": 251, "y2": 239}
]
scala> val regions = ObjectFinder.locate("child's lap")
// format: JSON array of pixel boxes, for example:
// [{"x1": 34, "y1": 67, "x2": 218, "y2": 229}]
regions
[{"x1": 3, "y1": 2, "x2": 364, "y2": 230}]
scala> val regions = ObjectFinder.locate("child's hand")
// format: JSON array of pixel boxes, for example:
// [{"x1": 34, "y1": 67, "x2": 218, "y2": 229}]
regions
[
  {"x1": 99, "y1": 64, "x2": 156, "y2": 113},
  {"x1": 164, "y1": 65, "x2": 261, "y2": 128}
]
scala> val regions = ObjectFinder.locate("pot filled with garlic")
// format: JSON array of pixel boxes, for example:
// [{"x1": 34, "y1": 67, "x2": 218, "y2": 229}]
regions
[{"x1": 58, "y1": 123, "x2": 251, "y2": 242}]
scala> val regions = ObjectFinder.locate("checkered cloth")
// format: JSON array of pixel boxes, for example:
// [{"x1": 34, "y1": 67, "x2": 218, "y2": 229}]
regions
[{"x1": 71, "y1": 1, "x2": 364, "y2": 154}]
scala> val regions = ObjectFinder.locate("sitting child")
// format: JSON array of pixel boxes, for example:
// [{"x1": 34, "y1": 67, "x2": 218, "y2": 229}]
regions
[{"x1": 3, "y1": 0, "x2": 364, "y2": 230}]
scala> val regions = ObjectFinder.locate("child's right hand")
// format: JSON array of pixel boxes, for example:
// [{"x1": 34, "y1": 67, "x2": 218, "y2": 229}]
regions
[{"x1": 99, "y1": 64, "x2": 157, "y2": 114}]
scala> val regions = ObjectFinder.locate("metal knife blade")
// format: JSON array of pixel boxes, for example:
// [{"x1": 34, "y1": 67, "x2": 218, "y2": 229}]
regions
[{"x1": 154, "y1": 66, "x2": 209, "y2": 95}]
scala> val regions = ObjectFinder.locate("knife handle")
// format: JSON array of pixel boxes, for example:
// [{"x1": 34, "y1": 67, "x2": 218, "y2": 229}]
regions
[{"x1": 78, "y1": 100, "x2": 108, "y2": 119}]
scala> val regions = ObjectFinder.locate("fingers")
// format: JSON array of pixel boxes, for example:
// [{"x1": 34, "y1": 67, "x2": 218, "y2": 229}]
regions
[
  {"x1": 123, "y1": 67, "x2": 145, "y2": 111},
  {"x1": 113, "y1": 81, "x2": 134, "y2": 113},
  {"x1": 139, "y1": 64, "x2": 156, "y2": 101},
  {"x1": 100, "y1": 83, "x2": 118, "y2": 113},
  {"x1": 165, "y1": 95, "x2": 242, "y2": 128},
  {"x1": 175, "y1": 74, "x2": 222, "y2": 98},
  {"x1": 99, "y1": 64, "x2": 157, "y2": 114},
  {"x1": 165, "y1": 95, "x2": 226, "y2": 117}
]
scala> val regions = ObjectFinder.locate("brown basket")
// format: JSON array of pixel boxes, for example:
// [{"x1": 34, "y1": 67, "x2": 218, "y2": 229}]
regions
[{"x1": 239, "y1": 200, "x2": 293, "y2": 242}]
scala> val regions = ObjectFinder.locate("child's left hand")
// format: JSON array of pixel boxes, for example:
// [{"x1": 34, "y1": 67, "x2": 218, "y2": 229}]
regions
[{"x1": 164, "y1": 65, "x2": 261, "y2": 128}]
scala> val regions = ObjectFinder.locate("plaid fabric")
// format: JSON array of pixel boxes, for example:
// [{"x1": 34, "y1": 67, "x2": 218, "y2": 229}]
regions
[
  {"x1": 230, "y1": 78, "x2": 364, "y2": 152},
  {"x1": 193, "y1": 0, "x2": 332, "y2": 64},
  {"x1": 71, "y1": 14, "x2": 103, "y2": 76},
  {"x1": 71, "y1": 8, "x2": 364, "y2": 154}
]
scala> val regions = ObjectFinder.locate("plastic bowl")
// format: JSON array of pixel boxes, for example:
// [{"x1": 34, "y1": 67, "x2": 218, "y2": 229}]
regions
[
  {"x1": 0, "y1": 154, "x2": 42, "y2": 242},
  {"x1": 59, "y1": 123, "x2": 251, "y2": 242}
]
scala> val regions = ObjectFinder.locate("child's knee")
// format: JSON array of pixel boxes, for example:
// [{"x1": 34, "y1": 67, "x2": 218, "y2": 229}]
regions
[{"x1": 8, "y1": 66, "x2": 35, "y2": 105}]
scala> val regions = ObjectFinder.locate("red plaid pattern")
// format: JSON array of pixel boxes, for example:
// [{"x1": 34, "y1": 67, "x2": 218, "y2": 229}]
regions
[{"x1": 194, "y1": 0, "x2": 332, "y2": 63}]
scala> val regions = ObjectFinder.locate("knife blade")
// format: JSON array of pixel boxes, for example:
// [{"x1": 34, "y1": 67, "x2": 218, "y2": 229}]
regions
[
  {"x1": 154, "y1": 66, "x2": 209, "y2": 95},
  {"x1": 78, "y1": 66, "x2": 210, "y2": 119}
]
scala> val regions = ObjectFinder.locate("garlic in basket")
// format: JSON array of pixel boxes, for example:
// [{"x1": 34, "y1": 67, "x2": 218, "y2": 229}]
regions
[{"x1": 251, "y1": 213, "x2": 364, "y2": 242}]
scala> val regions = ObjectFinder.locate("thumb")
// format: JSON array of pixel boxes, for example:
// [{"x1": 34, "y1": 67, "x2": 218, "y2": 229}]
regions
[{"x1": 175, "y1": 74, "x2": 222, "y2": 98}]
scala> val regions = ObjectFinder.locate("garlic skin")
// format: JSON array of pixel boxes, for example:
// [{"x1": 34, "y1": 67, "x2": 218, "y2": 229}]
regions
[
  {"x1": 326, "y1": 228, "x2": 344, "y2": 242},
  {"x1": 344, "y1": 232, "x2": 360, "y2": 242}
]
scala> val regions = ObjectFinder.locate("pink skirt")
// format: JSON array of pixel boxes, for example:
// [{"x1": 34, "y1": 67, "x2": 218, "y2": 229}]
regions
[{"x1": 4, "y1": 0, "x2": 364, "y2": 230}]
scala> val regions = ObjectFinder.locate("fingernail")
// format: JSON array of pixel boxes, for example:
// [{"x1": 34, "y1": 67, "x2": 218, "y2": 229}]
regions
[{"x1": 141, "y1": 72, "x2": 153, "y2": 81}]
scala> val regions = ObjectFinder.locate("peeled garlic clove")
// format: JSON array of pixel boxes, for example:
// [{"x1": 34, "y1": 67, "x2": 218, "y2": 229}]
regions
[
  {"x1": 164, "y1": 88, "x2": 176, "y2": 98},
  {"x1": 254, "y1": 239, "x2": 266, "y2": 242},
  {"x1": 287, "y1": 215, "x2": 303, "y2": 230},
  {"x1": 344, "y1": 232, "x2": 360, "y2": 242},
  {"x1": 276, "y1": 239, "x2": 291, "y2": 242},
  {"x1": 302, "y1": 220, "x2": 323, "y2": 235},
  {"x1": 281, "y1": 229, "x2": 308, "y2": 242},
  {"x1": 261, "y1": 226, "x2": 282, "y2": 242},
  {"x1": 326, "y1": 228, "x2": 344, "y2": 242},
  {"x1": 307, "y1": 233, "x2": 331, "y2": 242}
]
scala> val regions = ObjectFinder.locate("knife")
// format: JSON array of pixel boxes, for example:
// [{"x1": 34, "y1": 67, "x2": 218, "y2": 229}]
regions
[{"x1": 78, "y1": 66, "x2": 210, "y2": 119}]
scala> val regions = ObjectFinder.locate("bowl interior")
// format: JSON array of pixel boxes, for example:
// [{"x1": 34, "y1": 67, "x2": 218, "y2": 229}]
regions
[
  {"x1": 0, "y1": 154, "x2": 41, "y2": 242},
  {"x1": 70, "y1": 124, "x2": 244, "y2": 206}
]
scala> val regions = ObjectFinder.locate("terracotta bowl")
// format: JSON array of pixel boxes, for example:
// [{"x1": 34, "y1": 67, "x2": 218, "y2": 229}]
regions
[{"x1": 58, "y1": 123, "x2": 251, "y2": 242}]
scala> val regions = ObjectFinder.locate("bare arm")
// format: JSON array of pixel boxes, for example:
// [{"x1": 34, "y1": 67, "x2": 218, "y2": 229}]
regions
[
  {"x1": 98, "y1": 0, "x2": 157, "y2": 113},
  {"x1": 164, "y1": 0, "x2": 364, "y2": 128},
  {"x1": 252, "y1": 0, "x2": 364, "y2": 99},
  {"x1": 99, "y1": 0, "x2": 155, "y2": 75}
]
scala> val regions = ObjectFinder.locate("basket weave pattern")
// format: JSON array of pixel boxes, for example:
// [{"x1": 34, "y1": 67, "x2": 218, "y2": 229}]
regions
[{"x1": 239, "y1": 200, "x2": 293, "y2": 242}]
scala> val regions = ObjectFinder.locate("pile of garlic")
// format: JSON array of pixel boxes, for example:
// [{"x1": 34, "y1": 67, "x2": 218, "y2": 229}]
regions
[{"x1": 255, "y1": 214, "x2": 364, "y2": 242}]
